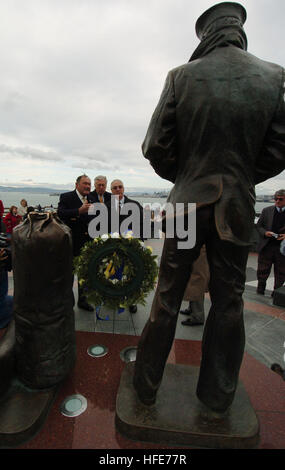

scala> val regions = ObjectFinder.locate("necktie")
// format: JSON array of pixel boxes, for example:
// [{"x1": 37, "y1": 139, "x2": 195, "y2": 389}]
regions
[
  {"x1": 116, "y1": 200, "x2": 121, "y2": 214},
  {"x1": 82, "y1": 196, "x2": 87, "y2": 204},
  {"x1": 99, "y1": 195, "x2": 103, "y2": 203}
]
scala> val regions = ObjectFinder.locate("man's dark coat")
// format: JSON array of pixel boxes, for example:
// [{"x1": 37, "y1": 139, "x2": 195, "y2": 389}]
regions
[
  {"x1": 256, "y1": 205, "x2": 285, "y2": 252},
  {"x1": 57, "y1": 190, "x2": 93, "y2": 256}
]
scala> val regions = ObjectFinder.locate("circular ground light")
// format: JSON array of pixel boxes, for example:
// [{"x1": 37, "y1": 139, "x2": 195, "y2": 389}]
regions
[
  {"x1": 120, "y1": 346, "x2": 138, "y2": 363},
  {"x1": 60, "y1": 394, "x2": 87, "y2": 417},
  {"x1": 87, "y1": 344, "x2": 108, "y2": 358}
]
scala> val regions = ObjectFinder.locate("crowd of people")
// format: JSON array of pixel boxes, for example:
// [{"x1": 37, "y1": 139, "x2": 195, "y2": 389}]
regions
[
  {"x1": 0, "y1": 198, "x2": 31, "y2": 329},
  {"x1": 0, "y1": 199, "x2": 29, "y2": 236},
  {"x1": 57, "y1": 174, "x2": 144, "y2": 313}
]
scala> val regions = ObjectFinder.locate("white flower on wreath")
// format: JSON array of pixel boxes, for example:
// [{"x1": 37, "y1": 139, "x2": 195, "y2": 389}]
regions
[
  {"x1": 111, "y1": 232, "x2": 120, "y2": 239},
  {"x1": 101, "y1": 234, "x2": 109, "y2": 241},
  {"x1": 111, "y1": 279, "x2": 119, "y2": 284}
]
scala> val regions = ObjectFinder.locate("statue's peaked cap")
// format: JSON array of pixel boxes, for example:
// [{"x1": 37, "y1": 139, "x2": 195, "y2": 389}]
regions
[{"x1": 195, "y1": 2, "x2": 247, "y2": 40}]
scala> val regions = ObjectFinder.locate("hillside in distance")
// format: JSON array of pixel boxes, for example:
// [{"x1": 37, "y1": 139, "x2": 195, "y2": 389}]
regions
[
  {"x1": 0, "y1": 185, "x2": 171, "y2": 195},
  {"x1": 0, "y1": 186, "x2": 67, "y2": 194}
]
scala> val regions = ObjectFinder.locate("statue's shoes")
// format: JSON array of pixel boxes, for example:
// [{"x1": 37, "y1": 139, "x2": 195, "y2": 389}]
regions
[{"x1": 198, "y1": 402, "x2": 229, "y2": 422}]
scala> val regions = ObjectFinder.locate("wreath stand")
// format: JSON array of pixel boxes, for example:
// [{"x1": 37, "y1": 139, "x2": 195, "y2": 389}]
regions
[{"x1": 94, "y1": 304, "x2": 128, "y2": 334}]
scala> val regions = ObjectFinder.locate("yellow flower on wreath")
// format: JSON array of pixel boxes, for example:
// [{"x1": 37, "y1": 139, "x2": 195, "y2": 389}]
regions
[{"x1": 104, "y1": 260, "x2": 116, "y2": 279}]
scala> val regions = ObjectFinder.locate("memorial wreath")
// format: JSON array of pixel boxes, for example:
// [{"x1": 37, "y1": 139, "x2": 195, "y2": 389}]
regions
[{"x1": 73, "y1": 232, "x2": 159, "y2": 310}]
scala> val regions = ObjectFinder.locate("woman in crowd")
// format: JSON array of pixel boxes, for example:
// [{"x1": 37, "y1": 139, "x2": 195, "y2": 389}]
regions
[
  {"x1": 17, "y1": 199, "x2": 28, "y2": 218},
  {"x1": 3, "y1": 206, "x2": 21, "y2": 235}
]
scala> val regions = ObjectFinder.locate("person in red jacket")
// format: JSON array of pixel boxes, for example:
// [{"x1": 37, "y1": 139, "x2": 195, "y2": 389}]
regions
[
  {"x1": 3, "y1": 206, "x2": 21, "y2": 235},
  {"x1": 0, "y1": 200, "x2": 4, "y2": 219}
]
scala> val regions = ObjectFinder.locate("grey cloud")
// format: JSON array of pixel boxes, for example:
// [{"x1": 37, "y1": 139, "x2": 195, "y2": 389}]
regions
[
  {"x1": 0, "y1": 144, "x2": 63, "y2": 162},
  {"x1": 70, "y1": 159, "x2": 120, "y2": 171}
]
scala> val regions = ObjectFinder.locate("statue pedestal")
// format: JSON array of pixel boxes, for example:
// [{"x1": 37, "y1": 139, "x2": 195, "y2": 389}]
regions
[
  {"x1": 0, "y1": 321, "x2": 63, "y2": 449},
  {"x1": 0, "y1": 380, "x2": 59, "y2": 448},
  {"x1": 116, "y1": 362, "x2": 260, "y2": 449}
]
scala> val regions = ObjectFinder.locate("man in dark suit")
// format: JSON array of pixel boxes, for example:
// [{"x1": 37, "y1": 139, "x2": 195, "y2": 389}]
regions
[
  {"x1": 133, "y1": 2, "x2": 285, "y2": 416},
  {"x1": 256, "y1": 189, "x2": 285, "y2": 295},
  {"x1": 57, "y1": 174, "x2": 94, "y2": 311},
  {"x1": 108, "y1": 179, "x2": 144, "y2": 237},
  {"x1": 89, "y1": 175, "x2": 112, "y2": 204},
  {"x1": 108, "y1": 179, "x2": 144, "y2": 314}
]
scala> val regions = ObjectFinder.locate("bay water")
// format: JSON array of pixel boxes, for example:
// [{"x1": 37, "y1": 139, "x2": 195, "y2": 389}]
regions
[{"x1": 0, "y1": 191, "x2": 273, "y2": 215}]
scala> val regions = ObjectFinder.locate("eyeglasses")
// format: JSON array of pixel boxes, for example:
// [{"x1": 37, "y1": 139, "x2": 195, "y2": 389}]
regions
[
  {"x1": 112, "y1": 185, "x2": 123, "y2": 190},
  {"x1": 275, "y1": 197, "x2": 284, "y2": 201}
]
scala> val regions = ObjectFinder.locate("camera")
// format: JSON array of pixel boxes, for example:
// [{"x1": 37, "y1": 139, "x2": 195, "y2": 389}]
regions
[
  {"x1": 272, "y1": 233, "x2": 279, "y2": 239},
  {"x1": 0, "y1": 233, "x2": 12, "y2": 271}
]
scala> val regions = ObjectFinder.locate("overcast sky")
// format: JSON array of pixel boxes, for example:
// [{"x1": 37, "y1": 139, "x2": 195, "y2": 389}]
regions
[{"x1": 0, "y1": 0, "x2": 284, "y2": 193}]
